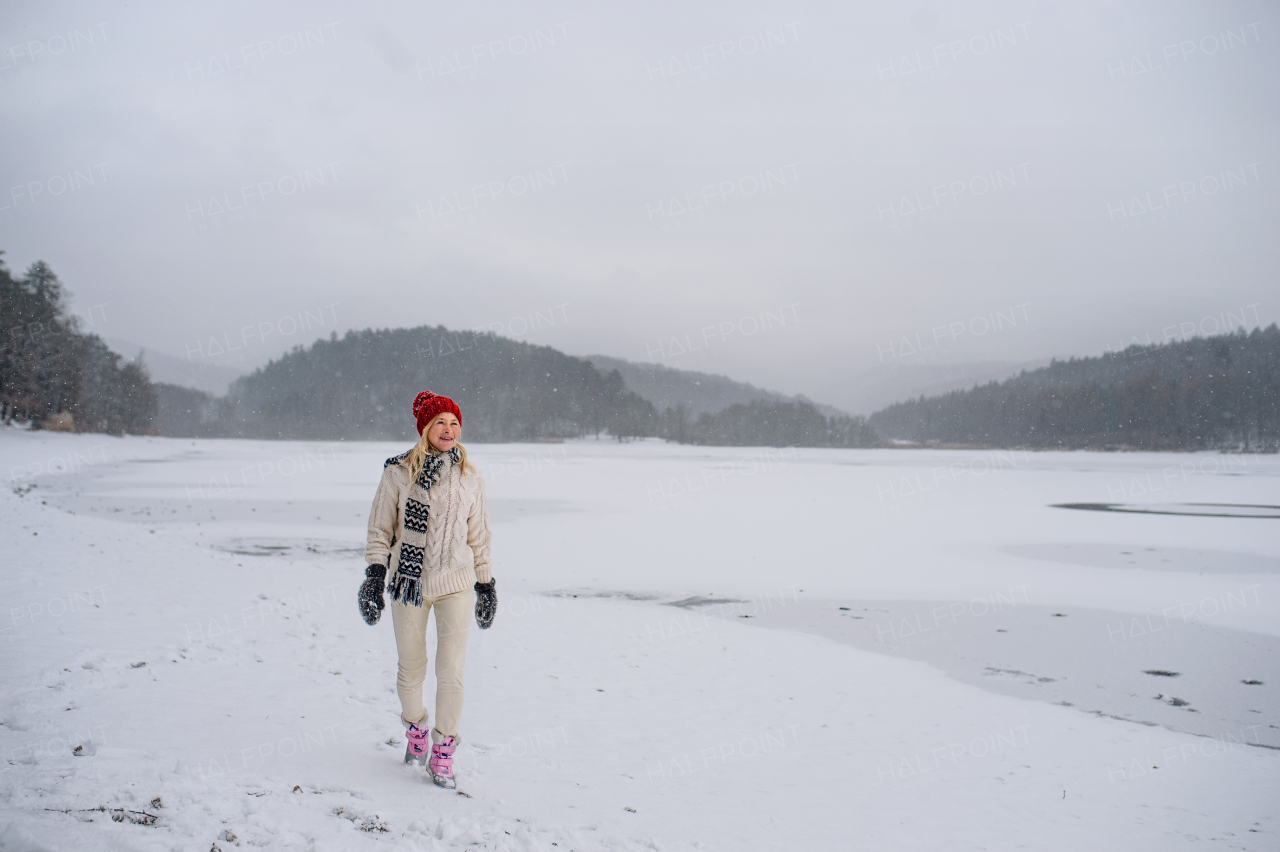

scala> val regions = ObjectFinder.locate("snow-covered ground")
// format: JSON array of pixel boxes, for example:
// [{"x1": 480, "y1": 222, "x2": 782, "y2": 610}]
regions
[{"x1": 1, "y1": 431, "x2": 1277, "y2": 851}]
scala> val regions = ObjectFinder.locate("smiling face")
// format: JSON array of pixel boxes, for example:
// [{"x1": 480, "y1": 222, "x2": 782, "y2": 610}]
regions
[{"x1": 425, "y1": 412, "x2": 461, "y2": 453}]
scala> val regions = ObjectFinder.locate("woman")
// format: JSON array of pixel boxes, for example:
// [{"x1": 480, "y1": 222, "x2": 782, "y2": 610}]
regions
[{"x1": 358, "y1": 390, "x2": 498, "y2": 789}]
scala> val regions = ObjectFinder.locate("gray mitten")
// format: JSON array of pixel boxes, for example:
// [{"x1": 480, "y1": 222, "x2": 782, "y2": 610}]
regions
[
  {"x1": 475, "y1": 579, "x2": 497, "y2": 629},
  {"x1": 359, "y1": 565, "x2": 386, "y2": 625}
]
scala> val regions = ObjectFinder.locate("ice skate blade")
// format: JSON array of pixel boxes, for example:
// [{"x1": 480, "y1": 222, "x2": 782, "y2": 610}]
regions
[
  {"x1": 430, "y1": 772, "x2": 456, "y2": 790},
  {"x1": 404, "y1": 746, "x2": 427, "y2": 766}
]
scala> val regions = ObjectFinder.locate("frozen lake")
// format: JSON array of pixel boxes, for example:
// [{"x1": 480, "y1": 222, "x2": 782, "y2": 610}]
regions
[{"x1": 2, "y1": 431, "x2": 1277, "y2": 850}]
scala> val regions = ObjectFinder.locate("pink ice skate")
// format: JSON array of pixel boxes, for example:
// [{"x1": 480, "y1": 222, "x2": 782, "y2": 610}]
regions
[
  {"x1": 429, "y1": 736, "x2": 457, "y2": 788},
  {"x1": 403, "y1": 720, "x2": 430, "y2": 767}
]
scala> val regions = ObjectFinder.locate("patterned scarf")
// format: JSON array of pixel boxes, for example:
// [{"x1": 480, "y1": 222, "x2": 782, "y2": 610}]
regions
[{"x1": 385, "y1": 445, "x2": 461, "y2": 607}]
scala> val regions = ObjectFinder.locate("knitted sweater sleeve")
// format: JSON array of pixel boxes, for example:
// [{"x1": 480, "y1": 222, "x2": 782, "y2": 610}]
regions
[
  {"x1": 365, "y1": 465, "x2": 400, "y2": 567},
  {"x1": 467, "y1": 472, "x2": 494, "y2": 583}
]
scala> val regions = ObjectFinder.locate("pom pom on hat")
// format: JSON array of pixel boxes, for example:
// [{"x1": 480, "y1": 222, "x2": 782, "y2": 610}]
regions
[{"x1": 413, "y1": 391, "x2": 462, "y2": 435}]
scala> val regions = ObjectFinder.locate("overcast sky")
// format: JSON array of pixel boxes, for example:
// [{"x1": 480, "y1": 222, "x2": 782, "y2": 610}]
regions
[{"x1": 2, "y1": 0, "x2": 1276, "y2": 408}]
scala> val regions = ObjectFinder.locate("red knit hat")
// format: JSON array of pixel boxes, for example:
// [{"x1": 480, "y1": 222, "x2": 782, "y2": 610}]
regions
[{"x1": 413, "y1": 391, "x2": 462, "y2": 435}]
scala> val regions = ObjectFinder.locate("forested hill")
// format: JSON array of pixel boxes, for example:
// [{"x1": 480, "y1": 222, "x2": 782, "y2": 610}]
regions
[
  {"x1": 586, "y1": 354, "x2": 845, "y2": 418},
  {"x1": 219, "y1": 326, "x2": 656, "y2": 441},
  {"x1": 868, "y1": 326, "x2": 1280, "y2": 450}
]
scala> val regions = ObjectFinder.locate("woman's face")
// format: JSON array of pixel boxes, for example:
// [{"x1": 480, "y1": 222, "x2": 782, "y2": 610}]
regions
[{"x1": 426, "y1": 413, "x2": 460, "y2": 452}]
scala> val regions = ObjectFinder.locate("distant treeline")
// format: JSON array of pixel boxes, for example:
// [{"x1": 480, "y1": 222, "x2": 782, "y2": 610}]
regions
[
  {"x1": 656, "y1": 400, "x2": 880, "y2": 448},
  {"x1": 1, "y1": 256, "x2": 157, "y2": 435},
  {"x1": 159, "y1": 324, "x2": 880, "y2": 447},
  {"x1": 12, "y1": 256, "x2": 1270, "y2": 452},
  {"x1": 868, "y1": 326, "x2": 1280, "y2": 450}
]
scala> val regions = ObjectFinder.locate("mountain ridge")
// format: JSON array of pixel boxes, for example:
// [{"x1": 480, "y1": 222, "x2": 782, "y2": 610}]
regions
[{"x1": 585, "y1": 354, "x2": 846, "y2": 418}]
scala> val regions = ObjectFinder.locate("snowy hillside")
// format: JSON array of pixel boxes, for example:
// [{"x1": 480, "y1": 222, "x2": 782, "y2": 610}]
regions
[
  {"x1": 584, "y1": 355, "x2": 847, "y2": 418},
  {"x1": 1, "y1": 431, "x2": 1277, "y2": 850}
]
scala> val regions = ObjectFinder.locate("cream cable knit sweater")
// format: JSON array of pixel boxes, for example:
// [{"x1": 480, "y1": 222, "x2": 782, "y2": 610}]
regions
[{"x1": 365, "y1": 451, "x2": 493, "y2": 601}]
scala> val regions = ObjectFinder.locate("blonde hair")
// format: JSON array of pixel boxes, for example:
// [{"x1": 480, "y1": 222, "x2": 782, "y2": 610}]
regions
[{"x1": 406, "y1": 413, "x2": 468, "y2": 481}]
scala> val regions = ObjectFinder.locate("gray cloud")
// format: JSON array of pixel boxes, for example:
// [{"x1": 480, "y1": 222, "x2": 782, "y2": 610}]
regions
[{"x1": 1, "y1": 0, "x2": 1276, "y2": 413}]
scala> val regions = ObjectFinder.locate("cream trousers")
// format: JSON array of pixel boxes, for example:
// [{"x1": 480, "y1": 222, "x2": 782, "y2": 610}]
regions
[{"x1": 390, "y1": 587, "x2": 474, "y2": 742}]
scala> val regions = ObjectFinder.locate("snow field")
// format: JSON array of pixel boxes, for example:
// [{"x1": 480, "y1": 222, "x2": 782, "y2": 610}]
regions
[{"x1": 1, "y1": 431, "x2": 1277, "y2": 850}]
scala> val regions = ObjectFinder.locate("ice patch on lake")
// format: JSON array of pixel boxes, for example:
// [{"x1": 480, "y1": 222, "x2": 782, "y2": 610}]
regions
[{"x1": 1005, "y1": 543, "x2": 1280, "y2": 574}]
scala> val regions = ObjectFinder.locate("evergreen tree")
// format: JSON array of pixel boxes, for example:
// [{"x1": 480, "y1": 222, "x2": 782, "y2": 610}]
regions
[{"x1": 0, "y1": 253, "x2": 157, "y2": 434}]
